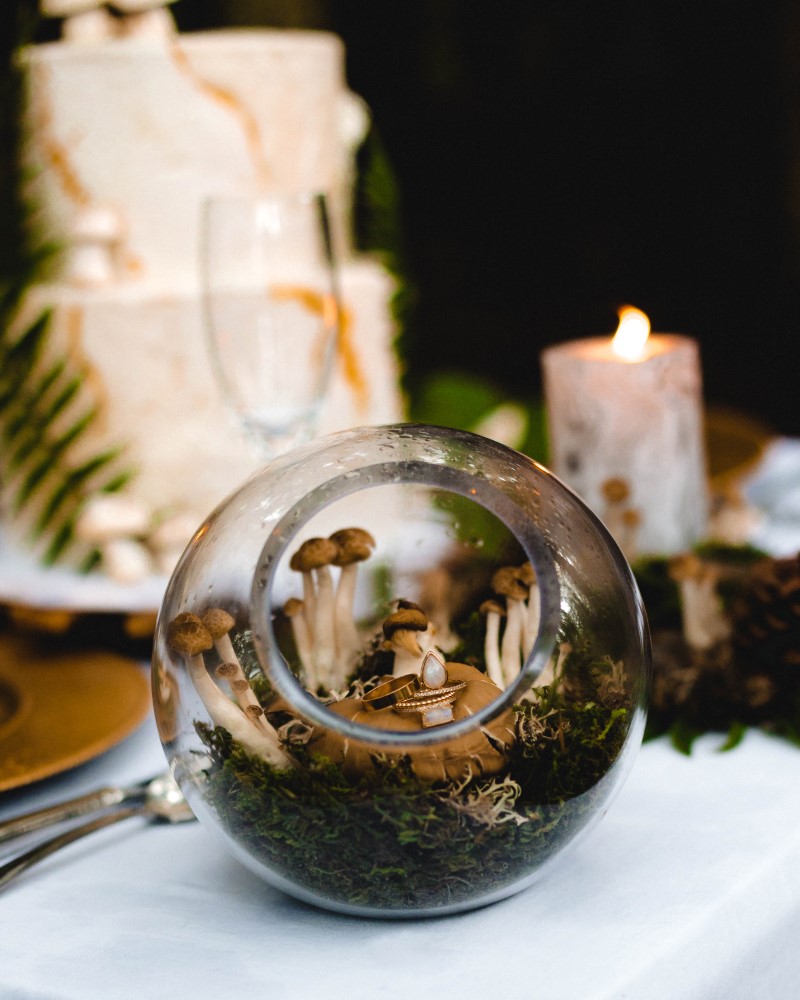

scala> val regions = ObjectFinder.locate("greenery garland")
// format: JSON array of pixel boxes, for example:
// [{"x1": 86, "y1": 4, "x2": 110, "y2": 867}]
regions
[{"x1": 634, "y1": 542, "x2": 800, "y2": 753}]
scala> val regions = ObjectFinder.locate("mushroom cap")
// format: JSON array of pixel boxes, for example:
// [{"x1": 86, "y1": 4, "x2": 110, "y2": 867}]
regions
[
  {"x1": 479, "y1": 598, "x2": 506, "y2": 618},
  {"x1": 667, "y1": 552, "x2": 705, "y2": 581},
  {"x1": 310, "y1": 661, "x2": 514, "y2": 782},
  {"x1": 283, "y1": 597, "x2": 305, "y2": 618},
  {"x1": 515, "y1": 561, "x2": 537, "y2": 587},
  {"x1": 396, "y1": 598, "x2": 424, "y2": 612},
  {"x1": 329, "y1": 527, "x2": 375, "y2": 566},
  {"x1": 166, "y1": 614, "x2": 213, "y2": 656},
  {"x1": 601, "y1": 477, "x2": 630, "y2": 504},
  {"x1": 201, "y1": 607, "x2": 235, "y2": 638},
  {"x1": 491, "y1": 566, "x2": 528, "y2": 602},
  {"x1": 290, "y1": 537, "x2": 339, "y2": 571},
  {"x1": 382, "y1": 606, "x2": 428, "y2": 638}
]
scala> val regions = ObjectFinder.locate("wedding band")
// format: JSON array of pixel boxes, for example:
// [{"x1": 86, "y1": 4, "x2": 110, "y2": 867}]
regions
[
  {"x1": 393, "y1": 681, "x2": 467, "y2": 710},
  {"x1": 392, "y1": 680, "x2": 467, "y2": 716},
  {"x1": 362, "y1": 674, "x2": 421, "y2": 712}
]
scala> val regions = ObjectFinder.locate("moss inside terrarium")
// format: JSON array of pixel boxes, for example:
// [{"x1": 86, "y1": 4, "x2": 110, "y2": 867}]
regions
[{"x1": 193, "y1": 645, "x2": 631, "y2": 912}]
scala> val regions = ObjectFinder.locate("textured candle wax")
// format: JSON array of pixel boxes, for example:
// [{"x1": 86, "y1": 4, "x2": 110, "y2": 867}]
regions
[{"x1": 541, "y1": 333, "x2": 709, "y2": 557}]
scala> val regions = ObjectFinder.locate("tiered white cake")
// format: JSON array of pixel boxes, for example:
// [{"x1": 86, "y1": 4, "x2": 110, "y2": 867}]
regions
[{"x1": 7, "y1": 22, "x2": 403, "y2": 582}]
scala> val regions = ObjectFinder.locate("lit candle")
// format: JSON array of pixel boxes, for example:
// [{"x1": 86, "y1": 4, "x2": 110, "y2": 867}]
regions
[{"x1": 540, "y1": 306, "x2": 708, "y2": 558}]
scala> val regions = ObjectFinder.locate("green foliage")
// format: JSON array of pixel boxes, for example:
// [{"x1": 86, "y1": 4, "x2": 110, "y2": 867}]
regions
[
  {"x1": 409, "y1": 369, "x2": 549, "y2": 464},
  {"x1": 0, "y1": 303, "x2": 135, "y2": 565}
]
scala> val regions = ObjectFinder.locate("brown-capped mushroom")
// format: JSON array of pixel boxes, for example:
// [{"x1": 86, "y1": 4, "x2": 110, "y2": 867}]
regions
[
  {"x1": 383, "y1": 605, "x2": 430, "y2": 677},
  {"x1": 283, "y1": 597, "x2": 313, "y2": 684},
  {"x1": 479, "y1": 599, "x2": 506, "y2": 688},
  {"x1": 329, "y1": 527, "x2": 375, "y2": 670},
  {"x1": 167, "y1": 612, "x2": 291, "y2": 768},
  {"x1": 203, "y1": 608, "x2": 272, "y2": 734},
  {"x1": 290, "y1": 537, "x2": 339, "y2": 690},
  {"x1": 492, "y1": 567, "x2": 528, "y2": 686},
  {"x1": 668, "y1": 554, "x2": 731, "y2": 650}
]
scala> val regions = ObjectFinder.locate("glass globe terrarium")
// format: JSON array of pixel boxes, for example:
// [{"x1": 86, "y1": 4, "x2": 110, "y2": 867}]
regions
[{"x1": 152, "y1": 424, "x2": 650, "y2": 917}]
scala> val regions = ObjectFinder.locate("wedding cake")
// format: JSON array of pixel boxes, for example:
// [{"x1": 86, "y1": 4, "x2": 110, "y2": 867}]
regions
[{"x1": 5, "y1": 5, "x2": 403, "y2": 585}]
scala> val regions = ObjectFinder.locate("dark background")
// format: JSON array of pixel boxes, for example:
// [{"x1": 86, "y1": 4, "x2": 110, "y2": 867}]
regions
[{"x1": 5, "y1": 1, "x2": 800, "y2": 434}]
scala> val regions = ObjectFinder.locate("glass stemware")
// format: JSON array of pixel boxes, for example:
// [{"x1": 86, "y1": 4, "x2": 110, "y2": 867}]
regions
[{"x1": 200, "y1": 191, "x2": 340, "y2": 459}]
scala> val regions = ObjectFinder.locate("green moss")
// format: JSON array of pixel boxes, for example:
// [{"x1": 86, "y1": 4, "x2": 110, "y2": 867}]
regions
[{"x1": 194, "y1": 671, "x2": 630, "y2": 912}]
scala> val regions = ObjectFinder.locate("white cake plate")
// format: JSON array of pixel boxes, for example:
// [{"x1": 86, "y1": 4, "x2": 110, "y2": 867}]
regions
[{"x1": 0, "y1": 535, "x2": 168, "y2": 615}]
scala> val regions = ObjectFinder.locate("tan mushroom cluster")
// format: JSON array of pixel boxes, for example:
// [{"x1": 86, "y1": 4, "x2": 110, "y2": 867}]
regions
[
  {"x1": 480, "y1": 562, "x2": 541, "y2": 688},
  {"x1": 166, "y1": 608, "x2": 292, "y2": 769},
  {"x1": 285, "y1": 527, "x2": 375, "y2": 691},
  {"x1": 310, "y1": 661, "x2": 516, "y2": 783}
]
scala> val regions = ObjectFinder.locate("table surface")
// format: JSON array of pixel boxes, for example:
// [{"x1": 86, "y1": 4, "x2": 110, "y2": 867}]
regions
[{"x1": 2, "y1": 438, "x2": 800, "y2": 1000}]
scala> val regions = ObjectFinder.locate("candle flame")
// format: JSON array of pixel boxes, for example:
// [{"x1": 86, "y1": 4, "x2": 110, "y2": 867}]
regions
[{"x1": 611, "y1": 306, "x2": 651, "y2": 361}]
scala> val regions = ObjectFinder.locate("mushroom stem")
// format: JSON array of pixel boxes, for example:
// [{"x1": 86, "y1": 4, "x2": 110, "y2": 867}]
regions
[
  {"x1": 313, "y1": 564, "x2": 337, "y2": 689},
  {"x1": 167, "y1": 613, "x2": 292, "y2": 769},
  {"x1": 480, "y1": 600, "x2": 505, "y2": 688},
  {"x1": 186, "y1": 654, "x2": 291, "y2": 768},
  {"x1": 522, "y1": 582, "x2": 540, "y2": 660},
  {"x1": 540, "y1": 640, "x2": 572, "y2": 687},
  {"x1": 390, "y1": 629, "x2": 426, "y2": 677},
  {"x1": 299, "y1": 572, "x2": 317, "y2": 643},
  {"x1": 669, "y1": 555, "x2": 731, "y2": 650},
  {"x1": 215, "y1": 663, "x2": 271, "y2": 735},
  {"x1": 284, "y1": 598, "x2": 314, "y2": 686},
  {"x1": 500, "y1": 599, "x2": 524, "y2": 686},
  {"x1": 329, "y1": 527, "x2": 375, "y2": 673},
  {"x1": 333, "y1": 562, "x2": 360, "y2": 665}
]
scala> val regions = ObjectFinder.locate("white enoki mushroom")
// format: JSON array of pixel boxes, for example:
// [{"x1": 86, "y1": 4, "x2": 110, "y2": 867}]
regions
[
  {"x1": 479, "y1": 599, "x2": 505, "y2": 688},
  {"x1": 668, "y1": 554, "x2": 731, "y2": 650},
  {"x1": 514, "y1": 562, "x2": 540, "y2": 661},
  {"x1": 283, "y1": 598, "x2": 314, "y2": 686},
  {"x1": 536, "y1": 640, "x2": 573, "y2": 689},
  {"x1": 166, "y1": 614, "x2": 291, "y2": 768},
  {"x1": 329, "y1": 527, "x2": 375, "y2": 672},
  {"x1": 492, "y1": 567, "x2": 528, "y2": 687}
]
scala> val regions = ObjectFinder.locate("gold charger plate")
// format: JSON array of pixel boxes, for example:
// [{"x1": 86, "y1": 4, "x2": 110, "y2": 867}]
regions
[
  {"x1": 705, "y1": 406, "x2": 774, "y2": 490},
  {"x1": 0, "y1": 633, "x2": 150, "y2": 793}
]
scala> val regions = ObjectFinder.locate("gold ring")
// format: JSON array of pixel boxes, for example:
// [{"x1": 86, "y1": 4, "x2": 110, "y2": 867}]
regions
[
  {"x1": 362, "y1": 674, "x2": 421, "y2": 712},
  {"x1": 392, "y1": 683, "x2": 467, "y2": 714}
]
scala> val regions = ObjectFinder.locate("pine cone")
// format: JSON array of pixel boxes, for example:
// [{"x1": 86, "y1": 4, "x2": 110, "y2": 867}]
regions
[{"x1": 730, "y1": 553, "x2": 800, "y2": 668}]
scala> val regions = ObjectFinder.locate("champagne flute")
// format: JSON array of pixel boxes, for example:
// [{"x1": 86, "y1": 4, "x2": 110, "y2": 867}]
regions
[{"x1": 200, "y1": 191, "x2": 340, "y2": 459}]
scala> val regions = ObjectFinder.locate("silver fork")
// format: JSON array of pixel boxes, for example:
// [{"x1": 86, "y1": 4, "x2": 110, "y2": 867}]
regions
[
  {"x1": 0, "y1": 774, "x2": 161, "y2": 844},
  {"x1": 0, "y1": 773, "x2": 195, "y2": 889}
]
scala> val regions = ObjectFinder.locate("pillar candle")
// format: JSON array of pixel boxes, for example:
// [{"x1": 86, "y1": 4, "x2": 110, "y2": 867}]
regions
[{"x1": 540, "y1": 307, "x2": 708, "y2": 558}]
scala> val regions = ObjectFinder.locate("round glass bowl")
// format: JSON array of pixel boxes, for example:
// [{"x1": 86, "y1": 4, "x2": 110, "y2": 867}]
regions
[{"x1": 153, "y1": 424, "x2": 650, "y2": 917}]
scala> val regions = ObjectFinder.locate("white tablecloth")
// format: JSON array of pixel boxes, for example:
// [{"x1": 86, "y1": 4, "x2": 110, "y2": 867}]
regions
[
  {"x1": 1, "y1": 712, "x2": 799, "y2": 1000},
  {"x1": 3, "y1": 438, "x2": 800, "y2": 999}
]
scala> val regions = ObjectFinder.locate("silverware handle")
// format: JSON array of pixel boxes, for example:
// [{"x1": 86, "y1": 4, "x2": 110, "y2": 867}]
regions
[
  {"x1": 0, "y1": 805, "x2": 144, "y2": 890},
  {"x1": 0, "y1": 787, "x2": 130, "y2": 844}
]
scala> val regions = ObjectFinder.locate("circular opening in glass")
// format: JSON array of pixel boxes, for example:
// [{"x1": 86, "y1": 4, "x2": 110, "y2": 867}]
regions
[{"x1": 251, "y1": 461, "x2": 561, "y2": 748}]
